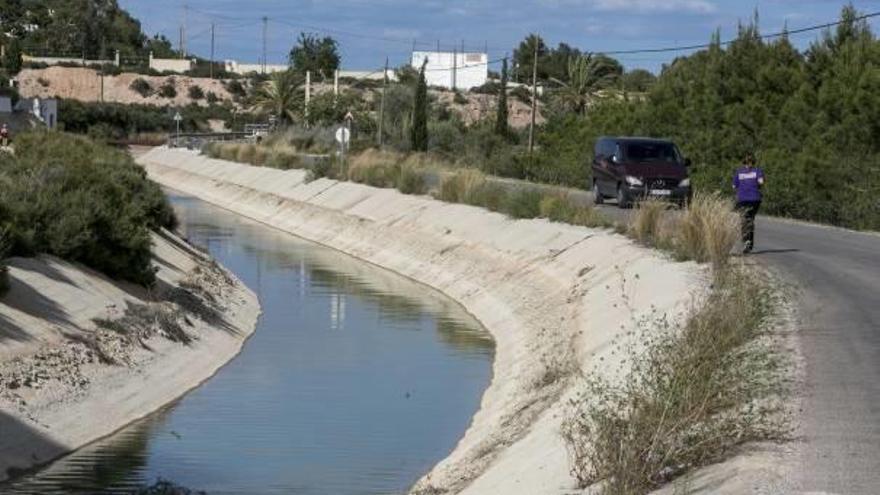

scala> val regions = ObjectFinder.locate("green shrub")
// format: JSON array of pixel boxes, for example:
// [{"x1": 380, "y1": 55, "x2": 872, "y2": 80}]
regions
[
  {"x1": 158, "y1": 82, "x2": 177, "y2": 98},
  {"x1": 396, "y1": 165, "x2": 426, "y2": 195},
  {"x1": 188, "y1": 85, "x2": 205, "y2": 100},
  {"x1": 502, "y1": 189, "x2": 543, "y2": 219},
  {"x1": 129, "y1": 78, "x2": 153, "y2": 97},
  {"x1": 0, "y1": 131, "x2": 176, "y2": 286},
  {"x1": 206, "y1": 91, "x2": 219, "y2": 104}
]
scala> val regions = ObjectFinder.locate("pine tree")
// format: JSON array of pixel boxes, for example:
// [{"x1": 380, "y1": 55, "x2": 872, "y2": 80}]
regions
[
  {"x1": 495, "y1": 57, "x2": 509, "y2": 137},
  {"x1": 410, "y1": 59, "x2": 428, "y2": 152}
]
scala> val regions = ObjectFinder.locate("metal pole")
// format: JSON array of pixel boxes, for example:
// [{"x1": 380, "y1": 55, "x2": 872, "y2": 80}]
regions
[
  {"x1": 528, "y1": 43, "x2": 538, "y2": 154},
  {"x1": 378, "y1": 57, "x2": 388, "y2": 146},
  {"x1": 305, "y1": 70, "x2": 311, "y2": 123},
  {"x1": 262, "y1": 16, "x2": 268, "y2": 74}
]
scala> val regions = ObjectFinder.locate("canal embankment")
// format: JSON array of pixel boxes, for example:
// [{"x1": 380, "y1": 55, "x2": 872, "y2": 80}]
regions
[
  {"x1": 137, "y1": 147, "x2": 709, "y2": 494},
  {"x1": 0, "y1": 229, "x2": 260, "y2": 483}
]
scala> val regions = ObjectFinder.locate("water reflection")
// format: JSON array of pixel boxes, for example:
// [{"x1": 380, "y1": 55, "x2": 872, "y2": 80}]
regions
[{"x1": 2, "y1": 192, "x2": 493, "y2": 495}]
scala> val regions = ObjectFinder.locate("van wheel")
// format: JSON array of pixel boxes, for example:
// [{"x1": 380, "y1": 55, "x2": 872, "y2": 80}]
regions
[
  {"x1": 617, "y1": 185, "x2": 631, "y2": 209},
  {"x1": 592, "y1": 181, "x2": 604, "y2": 205}
]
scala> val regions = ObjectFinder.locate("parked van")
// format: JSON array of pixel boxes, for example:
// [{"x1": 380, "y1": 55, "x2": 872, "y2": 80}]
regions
[{"x1": 592, "y1": 137, "x2": 692, "y2": 208}]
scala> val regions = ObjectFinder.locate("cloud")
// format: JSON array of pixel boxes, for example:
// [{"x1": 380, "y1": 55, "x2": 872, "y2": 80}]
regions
[{"x1": 545, "y1": 0, "x2": 718, "y2": 14}]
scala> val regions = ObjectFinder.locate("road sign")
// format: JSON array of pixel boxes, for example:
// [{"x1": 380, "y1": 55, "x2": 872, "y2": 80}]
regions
[
  {"x1": 335, "y1": 126, "x2": 351, "y2": 145},
  {"x1": 173, "y1": 112, "x2": 182, "y2": 122},
  {"x1": 344, "y1": 111, "x2": 354, "y2": 122}
]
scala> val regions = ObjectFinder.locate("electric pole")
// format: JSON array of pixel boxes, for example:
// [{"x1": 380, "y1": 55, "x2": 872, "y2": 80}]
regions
[
  {"x1": 452, "y1": 45, "x2": 457, "y2": 91},
  {"x1": 528, "y1": 43, "x2": 538, "y2": 154},
  {"x1": 182, "y1": 4, "x2": 188, "y2": 58},
  {"x1": 378, "y1": 57, "x2": 388, "y2": 147},
  {"x1": 210, "y1": 23, "x2": 215, "y2": 79},
  {"x1": 262, "y1": 16, "x2": 268, "y2": 74}
]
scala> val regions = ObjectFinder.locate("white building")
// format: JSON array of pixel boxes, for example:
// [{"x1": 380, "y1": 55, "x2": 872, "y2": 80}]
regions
[{"x1": 411, "y1": 51, "x2": 487, "y2": 90}]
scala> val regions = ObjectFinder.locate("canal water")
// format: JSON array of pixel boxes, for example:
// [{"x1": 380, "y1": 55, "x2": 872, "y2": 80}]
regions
[{"x1": 3, "y1": 192, "x2": 493, "y2": 494}]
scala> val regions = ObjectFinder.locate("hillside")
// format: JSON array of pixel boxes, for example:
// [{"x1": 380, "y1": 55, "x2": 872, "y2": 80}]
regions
[{"x1": 17, "y1": 67, "x2": 234, "y2": 106}]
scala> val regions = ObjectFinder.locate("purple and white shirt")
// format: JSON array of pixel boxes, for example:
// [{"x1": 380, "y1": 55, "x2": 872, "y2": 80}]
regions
[{"x1": 733, "y1": 166, "x2": 764, "y2": 203}]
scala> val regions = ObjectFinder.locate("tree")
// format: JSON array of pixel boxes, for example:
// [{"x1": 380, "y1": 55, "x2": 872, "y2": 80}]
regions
[
  {"x1": 552, "y1": 54, "x2": 621, "y2": 115},
  {"x1": 495, "y1": 58, "x2": 509, "y2": 136},
  {"x1": 289, "y1": 33, "x2": 340, "y2": 80},
  {"x1": 621, "y1": 69, "x2": 657, "y2": 92},
  {"x1": 513, "y1": 34, "x2": 548, "y2": 83},
  {"x1": 3, "y1": 37, "x2": 22, "y2": 73},
  {"x1": 410, "y1": 59, "x2": 428, "y2": 152},
  {"x1": 252, "y1": 69, "x2": 301, "y2": 124}
]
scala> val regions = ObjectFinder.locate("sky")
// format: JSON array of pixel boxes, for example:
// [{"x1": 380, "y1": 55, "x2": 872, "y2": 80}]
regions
[{"x1": 118, "y1": 0, "x2": 880, "y2": 73}]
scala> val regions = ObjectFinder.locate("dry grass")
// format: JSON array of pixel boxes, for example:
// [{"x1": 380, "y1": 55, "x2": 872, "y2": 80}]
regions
[
  {"x1": 673, "y1": 193, "x2": 740, "y2": 267},
  {"x1": 562, "y1": 266, "x2": 788, "y2": 494},
  {"x1": 627, "y1": 193, "x2": 739, "y2": 267},
  {"x1": 628, "y1": 199, "x2": 671, "y2": 246}
]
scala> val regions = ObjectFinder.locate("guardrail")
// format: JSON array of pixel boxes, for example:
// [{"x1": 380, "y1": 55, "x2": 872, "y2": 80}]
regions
[{"x1": 168, "y1": 132, "x2": 258, "y2": 150}]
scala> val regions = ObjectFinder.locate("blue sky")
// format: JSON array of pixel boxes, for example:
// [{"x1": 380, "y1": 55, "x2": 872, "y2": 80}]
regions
[{"x1": 119, "y1": 0, "x2": 880, "y2": 73}]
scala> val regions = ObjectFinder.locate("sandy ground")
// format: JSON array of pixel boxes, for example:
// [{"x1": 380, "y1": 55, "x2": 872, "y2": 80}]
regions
[
  {"x1": 0, "y1": 229, "x2": 260, "y2": 483},
  {"x1": 138, "y1": 147, "x2": 707, "y2": 494}
]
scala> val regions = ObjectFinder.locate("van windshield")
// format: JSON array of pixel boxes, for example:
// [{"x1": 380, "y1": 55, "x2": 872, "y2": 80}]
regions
[{"x1": 624, "y1": 142, "x2": 681, "y2": 163}]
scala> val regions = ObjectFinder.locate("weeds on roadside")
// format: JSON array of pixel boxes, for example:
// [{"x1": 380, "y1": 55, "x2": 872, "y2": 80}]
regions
[
  {"x1": 627, "y1": 193, "x2": 739, "y2": 267},
  {"x1": 562, "y1": 265, "x2": 788, "y2": 494}
]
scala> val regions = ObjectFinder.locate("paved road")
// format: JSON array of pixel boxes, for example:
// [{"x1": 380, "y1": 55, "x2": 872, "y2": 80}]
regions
[{"x1": 492, "y1": 173, "x2": 880, "y2": 492}]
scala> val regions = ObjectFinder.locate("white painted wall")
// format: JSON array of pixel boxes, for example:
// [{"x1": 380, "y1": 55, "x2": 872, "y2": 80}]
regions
[{"x1": 411, "y1": 51, "x2": 487, "y2": 90}]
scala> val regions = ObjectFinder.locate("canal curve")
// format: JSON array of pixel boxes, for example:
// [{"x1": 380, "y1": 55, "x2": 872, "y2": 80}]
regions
[{"x1": 2, "y1": 192, "x2": 493, "y2": 495}]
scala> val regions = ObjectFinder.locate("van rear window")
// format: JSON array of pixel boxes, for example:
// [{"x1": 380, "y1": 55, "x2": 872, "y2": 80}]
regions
[{"x1": 624, "y1": 142, "x2": 680, "y2": 163}]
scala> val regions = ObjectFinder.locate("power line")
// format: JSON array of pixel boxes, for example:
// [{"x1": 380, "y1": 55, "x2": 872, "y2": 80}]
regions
[{"x1": 597, "y1": 10, "x2": 880, "y2": 55}]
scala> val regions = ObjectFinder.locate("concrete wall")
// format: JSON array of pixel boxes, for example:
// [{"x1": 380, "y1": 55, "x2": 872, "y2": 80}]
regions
[
  {"x1": 412, "y1": 51, "x2": 488, "y2": 90},
  {"x1": 138, "y1": 148, "x2": 704, "y2": 494},
  {"x1": 149, "y1": 55, "x2": 195, "y2": 74}
]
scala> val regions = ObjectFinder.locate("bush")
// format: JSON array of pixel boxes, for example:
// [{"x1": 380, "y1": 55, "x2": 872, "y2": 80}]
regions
[
  {"x1": 158, "y1": 82, "x2": 177, "y2": 98},
  {"x1": 0, "y1": 132, "x2": 176, "y2": 286},
  {"x1": 129, "y1": 78, "x2": 153, "y2": 97},
  {"x1": 502, "y1": 189, "x2": 543, "y2": 219},
  {"x1": 672, "y1": 193, "x2": 739, "y2": 267},
  {"x1": 510, "y1": 85, "x2": 532, "y2": 104},
  {"x1": 563, "y1": 266, "x2": 785, "y2": 493},
  {"x1": 224, "y1": 79, "x2": 246, "y2": 98},
  {"x1": 188, "y1": 85, "x2": 205, "y2": 100},
  {"x1": 453, "y1": 91, "x2": 468, "y2": 105},
  {"x1": 396, "y1": 164, "x2": 426, "y2": 195},
  {"x1": 37, "y1": 77, "x2": 50, "y2": 88},
  {"x1": 627, "y1": 199, "x2": 671, "y2": 246},
  {"x1": 206, "y1": 91, "x2": 219, "y2": 104}
]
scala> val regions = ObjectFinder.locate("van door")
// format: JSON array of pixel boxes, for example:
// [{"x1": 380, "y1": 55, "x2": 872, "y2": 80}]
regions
[{"x1": 596, "y1": 141, "x2": 617, "y2": 195}]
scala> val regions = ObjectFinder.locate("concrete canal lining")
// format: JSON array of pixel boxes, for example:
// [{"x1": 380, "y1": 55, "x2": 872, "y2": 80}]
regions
[{"x1": 138, "y1": 147, "x2": 707, "y2": 494}]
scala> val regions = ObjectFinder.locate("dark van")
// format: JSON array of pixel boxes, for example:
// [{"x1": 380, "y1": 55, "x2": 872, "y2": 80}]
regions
[{"x1": 592, "y1": 137, "x2": 692, "y2": 208}]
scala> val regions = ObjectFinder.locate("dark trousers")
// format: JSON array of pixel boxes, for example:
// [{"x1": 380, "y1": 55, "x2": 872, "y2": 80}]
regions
[{"x1": 736, "y1": 201, "x2": 761, "y2": 245}]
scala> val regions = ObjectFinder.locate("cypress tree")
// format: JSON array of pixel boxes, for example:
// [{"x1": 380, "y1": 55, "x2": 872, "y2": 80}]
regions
[
  {"x1": 411, "y1": 59, "x2": 428, "y2": 152},
  {"x1": 495, "y1": 57, "x2": 509, "y2": 137}
]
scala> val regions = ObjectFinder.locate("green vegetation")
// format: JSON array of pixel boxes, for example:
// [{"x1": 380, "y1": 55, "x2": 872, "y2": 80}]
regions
[
  {"x1": 129, "y1": 78, "x2": 153, "y2": 97},
  {"x1": 0, "y1": 0, "x2": 177, "y2": 63},
  {"x1": 187, "y1": 85, "x2": 205, "y2": 100},
  {"x1": 158, "y1": 81, "x2": 177, "y2": 98},
  {"x1": 411, "y1": 60, "x2": 429, "y2": 152},
  {"x1": 495, "y1": 58, "x2": 509, "y2": 137},
  {"x1": 289, "y1": 33, "x2": 340, "y2": 80},
  {"x1": 252, "y1": 70, "x2": 301, "y2": 125},
  {"x1": 0, "y1": 132, "x2": 176, "y2": 286},
  {"x1": 563, "y1": 264, "x2": 786, "y2": 494},
  {"x1": 530, "y1": 6, "x2": 880, "y2": 230}
]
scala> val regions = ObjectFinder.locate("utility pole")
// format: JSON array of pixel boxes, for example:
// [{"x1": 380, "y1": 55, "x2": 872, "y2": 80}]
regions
[
  {"x1": 452, "y1": 45, "x2": 457, "y2": 91},
  {"x1": 305, "y1": 70, "x2": 311, "y2": 123},
  {"x1": 262, "y1": 16, "x2": 268, "y2": 74},
  {"x1": 182, "y1": 4, "x2": 188, "y2": 58},
  {"x1": 378, "y1": 57, "x2": 388, "y2": 147},
  {"x1": 210, "y1": 23, "x2": 215, "y2": 79},
  {"x1": 528, "y1": 43, "x2": 538, "y2": 154}
]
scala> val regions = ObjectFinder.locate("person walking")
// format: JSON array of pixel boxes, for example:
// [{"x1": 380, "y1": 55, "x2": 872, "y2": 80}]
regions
[
  {"x1": 0, "y1": 123, "x2": 9, "y2": 148},
  {"x1": 733, "y1": 153, "x2": 765, "y2": 254}
]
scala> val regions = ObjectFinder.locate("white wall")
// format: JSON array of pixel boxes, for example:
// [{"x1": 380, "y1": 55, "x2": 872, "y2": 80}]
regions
[
  {"x1": 411, "y1": 51, "x2": 487, "y2": 90},
  {"x1": 150, "y1": 57, "x2": 195, "y2": 74}
]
